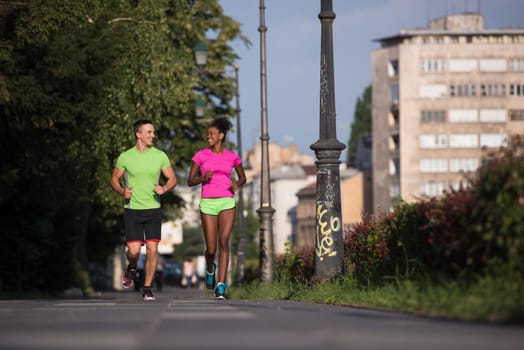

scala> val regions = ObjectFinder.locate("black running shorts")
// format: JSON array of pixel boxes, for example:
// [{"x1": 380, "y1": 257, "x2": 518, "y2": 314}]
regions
[{"x1": 123, "y1": 208, "x2": 162, "y2": 243}]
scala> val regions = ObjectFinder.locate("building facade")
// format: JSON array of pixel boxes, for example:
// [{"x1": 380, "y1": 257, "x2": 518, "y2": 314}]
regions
[
  {"x1": 372, "y1": 13, "x2": 524, "y2": 214},
  {"x1": 294, "y1": 165, "x2": 371, "y2": 251}
]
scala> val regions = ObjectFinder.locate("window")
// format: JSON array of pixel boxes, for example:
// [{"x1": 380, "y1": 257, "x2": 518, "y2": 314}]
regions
[
  {"x1": 448, "y1": 59, "x2": 477, "y2": 72},
  {"x1": 388, "y1": 60, "x2": 399, "y2": 77},
  {"x1": 480, "y1": 84, "x2": 506, "y2": 96},
  {"x1": 509, "y1": 110, "x2": 524, "y2": 121},
  {"x1": 449, "y1": 158, "x2": 479, "y2": 172},
  {"x1": 480, "y1": 109, "x2": 506, "y2": 122},
  {"x1": 479, "y1": 59, "x2": 507, "y2": 72},
  {"x1": 420, "y1": 182, "x2": 446, "y2": 197},
  {"x1": 509, "y1": 59, "x2": 524, "y2": 72},
  {"x1": 420, "y1": 159, "x2": 448, "y2": 173},
  {"x1": 420, "y1": 134, "x2": 447, "y2": 148},
  {"x1": 480, "y1": 134, "x2": 507, "y2": 148},
  {"x1": 509, "y1": 84, "x2": 524, "y2": 96},
  {"x1": 420, "y1": 84, "x2": 447, "y2": 98},
  {"x1": 421, "y1": 110, "x2": 446, "y2": 123},
  {"x1": 448, "y1": 109, "x2": 477, "y2": 123},
  {"x1": 449, "y1": 134, "x2": 478, "y2": 148},
  {"x1": 449, "y1": 84, "x2": 476, "y2": 97},
  {"x1": 390, "y1": 84, "x2": 399, "y2": 101},
  {"x1": 421, "y1": 59, "x2": 445, "y2": 73}
]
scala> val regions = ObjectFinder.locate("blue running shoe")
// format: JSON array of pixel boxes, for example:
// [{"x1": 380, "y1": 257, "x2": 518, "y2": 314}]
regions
[
  {"x1": 205, "y1": 262, "x2": 216, "y2": 290},
  {"x1": 215, "y1": 282, "x2": 227, "y2": 300}
]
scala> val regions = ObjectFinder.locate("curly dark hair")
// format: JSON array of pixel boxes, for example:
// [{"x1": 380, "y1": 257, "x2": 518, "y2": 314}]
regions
[{"x1": 210, "y1": 117, "x2": 233, "y2": 139}]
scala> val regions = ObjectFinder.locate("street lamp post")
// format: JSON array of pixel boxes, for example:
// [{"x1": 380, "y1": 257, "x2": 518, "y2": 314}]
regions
[
  {"x1": 310, "y1": 0, "x2": 346, "y2": 278},
  {"x1": 257, "y1": 0, "x2": 275, "y2": 283},
  {"x1": 234, "y1": 64, "x2": 247, "y2": 286}
]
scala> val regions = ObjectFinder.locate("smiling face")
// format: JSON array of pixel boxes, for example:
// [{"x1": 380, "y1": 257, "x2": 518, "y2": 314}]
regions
[
  {"x1": 136, "y1": 123, "x2": 155, "y2": 147},
  {"x1": 207, "y1": 126, "x2": 224, "y2": 148}
]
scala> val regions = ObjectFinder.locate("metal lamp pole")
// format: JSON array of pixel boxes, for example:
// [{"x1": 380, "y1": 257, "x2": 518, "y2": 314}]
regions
[
  {"x1": 257, "y1": 0, "x2": 275, "y2": 283},
  {"x1": 234, "y1": 64, "x2": 247, "y2": 286},
  {"x1": 310, "y1": 0, "x2": 346, "y2": 278}
]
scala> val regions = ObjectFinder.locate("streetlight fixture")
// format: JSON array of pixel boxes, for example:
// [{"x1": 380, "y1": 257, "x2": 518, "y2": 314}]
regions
[
  {"x1": 310, "y1": 0, "x2": 346, "y2": 278},
  {"x1": 257, "y1": 0, "x2": 275, "y2": 283},
  {"x1": 193, "y1": 41, "x2": 209, "y2": 66},
  {"x1": 194, "y1": 97, "x2": 206, "y2": 118}
]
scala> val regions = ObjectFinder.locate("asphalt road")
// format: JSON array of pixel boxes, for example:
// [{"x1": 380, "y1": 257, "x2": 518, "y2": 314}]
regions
[{"x1": 0, "y1": 286, "x2": 523, "y2": 350}]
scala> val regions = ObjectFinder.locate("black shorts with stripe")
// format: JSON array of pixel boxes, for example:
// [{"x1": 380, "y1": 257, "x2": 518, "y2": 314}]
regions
[{"x1": 123, "y1": 208, "x2": 162, "y2": 243}]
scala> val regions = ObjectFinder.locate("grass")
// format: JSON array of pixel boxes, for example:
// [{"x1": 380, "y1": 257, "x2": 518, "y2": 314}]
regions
[{"x1": 229, "y1": 273, "x2": 524, "y2": 324}]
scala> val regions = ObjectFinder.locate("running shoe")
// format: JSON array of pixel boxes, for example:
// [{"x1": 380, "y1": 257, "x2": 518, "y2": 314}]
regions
[
  {"x1": 121, "y1": 266, "x2": 137, "y2": 289},
  {"x1": 142, "y1": 288, "x2": 155, "y2": 301},
  {"x1": 205, "y1": 262, "x2": 216, "y2": 290},
  {"x1": 215, "y1": 282, "x2": 227, "y2": 300}
]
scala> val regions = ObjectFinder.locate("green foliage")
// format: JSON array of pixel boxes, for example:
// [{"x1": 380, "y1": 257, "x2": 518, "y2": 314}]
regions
[
  {"x1": 0, "y1": 0, "x2": 243, "y2": 293},
  {"x1": 347, "y1": 84, "x2": 371, "y2": 165},
  {"x1": 228, "y1": 205, "x2": 259, "y2": 285},
  {"x1": 470, "y1": 135, "x2": 524, "y2": 272},
  {"x1": 173, "y1": 225, "x2": 205, "y2": 261},
  {"x1": 268, "y1": 135, "x2": 524, "y2": 322},
  {"x1": 273, "y1": 136, "x2": 524, "y2": 287}
]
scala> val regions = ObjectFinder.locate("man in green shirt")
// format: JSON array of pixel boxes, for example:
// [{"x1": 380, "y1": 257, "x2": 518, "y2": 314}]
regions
[{"x1": 111, "y1": 119, "x2": 177, "y2": 301}]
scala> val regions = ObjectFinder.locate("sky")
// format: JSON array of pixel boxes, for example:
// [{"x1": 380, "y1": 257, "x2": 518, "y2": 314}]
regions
[{"x1": 217, "y1": 0, "x2": 524, "y2": 160}]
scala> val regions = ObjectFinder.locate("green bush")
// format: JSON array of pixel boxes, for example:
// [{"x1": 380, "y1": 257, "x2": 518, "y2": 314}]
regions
[{"x1": 281, "y1": 135, "x2": 524, "y2": 286}]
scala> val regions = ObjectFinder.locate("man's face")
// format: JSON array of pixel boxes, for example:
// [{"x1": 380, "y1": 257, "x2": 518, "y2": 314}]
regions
[{"x1": 136, "y1": 123, "x2": 155, "y2": 146}]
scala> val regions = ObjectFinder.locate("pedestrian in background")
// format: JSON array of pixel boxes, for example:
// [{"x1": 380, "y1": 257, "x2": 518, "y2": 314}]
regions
[
  {"x1": 111, "y1": 119, "x2": 177, "y2": 301},
  {"x1": 182, "y1": 257, "x2": 196, "y2": 288},
  {"x1": 187, "y1": 117, "x2": 246, "y2": 300}
]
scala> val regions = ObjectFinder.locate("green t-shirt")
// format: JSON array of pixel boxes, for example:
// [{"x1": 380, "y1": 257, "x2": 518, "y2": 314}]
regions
[{"x1": 115, "y1": 146, "x2": 171, "y2": 209}]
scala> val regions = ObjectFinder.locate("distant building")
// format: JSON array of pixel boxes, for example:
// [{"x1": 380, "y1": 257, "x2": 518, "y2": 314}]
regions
[
  {"x1": 242, "y1": 143, "x2": 316, "y2": 255},
  {"x1": 294, "y1": 182, "x2": 316, "y2": 250},
  {"x1": 372, "y1": 13, "x2": 524, "y2": 214},
  {"x1": 250, "y1": 164, "x2": 316, "y2": 255},
  {"x1": 294, "y1": 164, "x2": 372, "y2": 251}
]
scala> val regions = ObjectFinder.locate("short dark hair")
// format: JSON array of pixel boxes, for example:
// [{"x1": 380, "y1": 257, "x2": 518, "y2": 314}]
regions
[
  {"x1": 210, "y1": 117, "x2": 233, "y2": 138},
  {"x1": 133, "y1": 119, "x2": 153, "y2": 134}
]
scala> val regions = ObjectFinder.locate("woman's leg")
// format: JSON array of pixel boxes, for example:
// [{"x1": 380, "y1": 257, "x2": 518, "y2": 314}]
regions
[
  {"x1": 216, "y1": 208, "x2": 236, "y2": 283},
  {"x1": 200, "y1": 213, "x2": 218, "y2": 273}
]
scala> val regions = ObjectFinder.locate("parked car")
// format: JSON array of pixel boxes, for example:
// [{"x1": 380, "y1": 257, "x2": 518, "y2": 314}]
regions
[{"x1": 163, "y1": 259, "x2": 183, "y2": 287}]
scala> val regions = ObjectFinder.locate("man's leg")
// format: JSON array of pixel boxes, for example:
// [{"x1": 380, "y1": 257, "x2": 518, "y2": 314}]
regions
[
  {"x1": 143, "y1": 241, "x2": 159, "y2": 288},
  {"x1": 122, "y1": 241, "x2": 141, "y2": 288},
  {"x1": 126, "y1": 241, "x2": 141, "y2": 268}
]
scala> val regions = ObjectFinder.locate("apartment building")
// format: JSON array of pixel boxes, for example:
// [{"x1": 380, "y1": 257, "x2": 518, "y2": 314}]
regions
[{"x1": 372, "y1": 13, "x2": 524, "y2": 214}]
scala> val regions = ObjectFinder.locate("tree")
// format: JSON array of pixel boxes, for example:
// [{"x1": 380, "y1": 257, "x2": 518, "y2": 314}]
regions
[
  {"x1": 346, "y1": 85, "x2": 371, "y2": 166},
  {"x1": 0, "y1": 0, "x2": 243, "y2": 293}
]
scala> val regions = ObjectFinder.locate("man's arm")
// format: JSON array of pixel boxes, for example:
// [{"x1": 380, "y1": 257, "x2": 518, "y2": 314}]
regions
[
  {"x1": 155, "y1": 166, "x2": 177, "y2": 195},
  {"x1": 111, "y1": 168, "x2": 132, "y2": 199}
]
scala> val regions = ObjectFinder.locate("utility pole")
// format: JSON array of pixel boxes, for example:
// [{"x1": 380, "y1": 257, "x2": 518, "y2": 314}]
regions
[
  {"x1": 234, "y1": 64, "x2": 247, "y2": 286},
  {"x1": 257, "y1": 0, "x2": 275, "y2": 283},
  {"x1": 310, "y1": 0, "x2": 346, "y2": 278}
]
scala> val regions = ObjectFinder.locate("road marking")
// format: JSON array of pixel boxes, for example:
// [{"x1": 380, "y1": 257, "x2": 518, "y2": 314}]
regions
[
  {"x1": 53, "y1": 302, "x2": 116, "y2": 307},
  {"x1": 164, "y1": 300, "x2": 255, "y2": 319},
  {"x1": 162, "y1": 311, "x2": 255, "y2": 319}
]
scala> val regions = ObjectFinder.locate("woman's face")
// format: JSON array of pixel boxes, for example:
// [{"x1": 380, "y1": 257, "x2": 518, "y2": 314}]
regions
[{"x1": 207, "y1": 126, "x2": 223, "y2": 147}]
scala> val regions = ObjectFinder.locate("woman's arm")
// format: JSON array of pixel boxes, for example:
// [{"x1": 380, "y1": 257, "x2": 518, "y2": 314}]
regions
[
  {"x1": 187, "y1": 161, "x2": 212, "y2": 187},
  {"x1": 229, "y1": 164, "x2": 247, "y2": 192}
]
